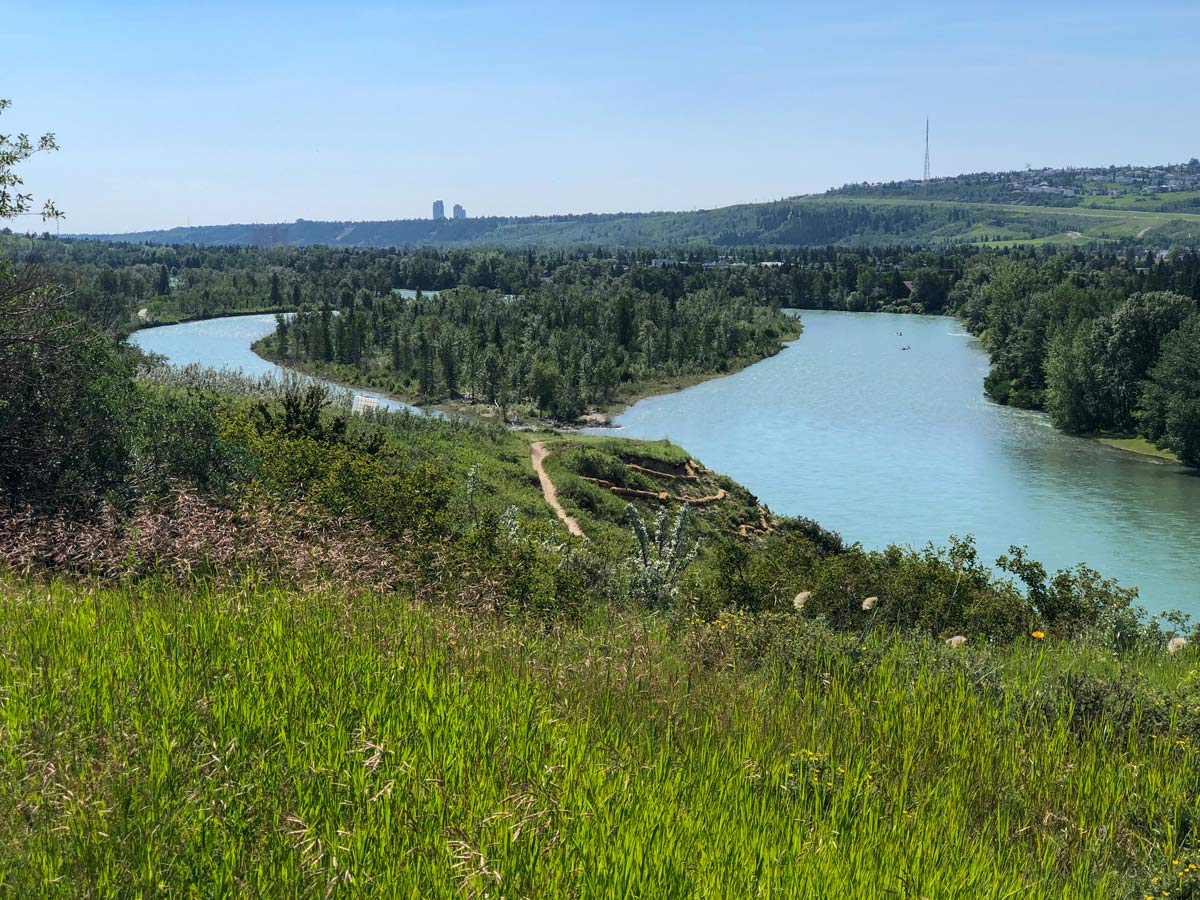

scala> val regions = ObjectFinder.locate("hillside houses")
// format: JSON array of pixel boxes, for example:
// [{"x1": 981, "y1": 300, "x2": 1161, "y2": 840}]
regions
[{"x1": 829, "y1": 159, "x2": 1200, "y2": 202}]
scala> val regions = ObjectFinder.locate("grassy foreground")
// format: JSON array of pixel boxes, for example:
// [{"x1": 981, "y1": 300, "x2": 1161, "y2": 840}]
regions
[{"x1": 3, "y1": 578, "x2": 1199, "y2": 898}]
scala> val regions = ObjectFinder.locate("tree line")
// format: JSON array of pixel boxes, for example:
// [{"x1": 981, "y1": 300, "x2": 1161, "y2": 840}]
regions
[
  {"x1": 948, "y1": 253, "x2": 1200, "y2": 463},
  {"x1": 6, "y1": 222, "x2": 1200, "y2": 454},
  {"x1": 265, "y1": 273, "x2": 796, "y2": 420}
]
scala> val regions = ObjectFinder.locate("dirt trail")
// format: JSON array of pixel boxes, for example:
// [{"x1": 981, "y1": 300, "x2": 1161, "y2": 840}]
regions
[
  {"x1": 530, "y1": 442, "x2": 584, "y2": 538},
  {"x1": 1137, "y1": 225, "x2": 1153, "y2": 238}
]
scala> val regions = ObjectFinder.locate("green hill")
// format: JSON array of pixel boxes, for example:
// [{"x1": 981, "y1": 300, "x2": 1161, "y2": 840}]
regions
[
  {"x1": 79, "y1": 198, "x2": 1200, "y2": 250},
  {"x1": 83, "y1": 201, "x2": 952, "y2": 248},
  {"x1": 6, "y1": 571, "x2": 1200, "y2": 898},
  {"x1": 78, "y1": 162, "x2": 1200, "y2": 250}
]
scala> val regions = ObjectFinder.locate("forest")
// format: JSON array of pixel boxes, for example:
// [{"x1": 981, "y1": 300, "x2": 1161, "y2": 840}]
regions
[
  {"x1": 947, "y1": 254, "x2": 1200, "y2": 464},
  {"x1": 262, "y1": 277, "x2": 798, "y2": 419}
]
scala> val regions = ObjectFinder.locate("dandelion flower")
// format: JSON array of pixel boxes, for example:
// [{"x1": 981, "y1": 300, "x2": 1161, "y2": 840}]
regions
[
  {"x1": 945, "y1": 635, "x2": 966, "y2": 649},
  {"x1": 1168, "y1": 636, "x2": 1188, "y2": 654},
  {"x1": 862, "y1": 596, "x2": 878, "y2": 611},
  {"x1": 1031, "y1": 630, "x2": 1045, "y2": 640},
  {"x1": 793, "y1": 591, "x2": 812, "y2": 611}
]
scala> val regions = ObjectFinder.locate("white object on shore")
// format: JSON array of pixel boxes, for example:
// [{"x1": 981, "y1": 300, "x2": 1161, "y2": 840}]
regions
[
  {"x1": 351, "y1": 394, "x2": 379, "y2": 415},
  {"x1": 862, "y1": 596, "x2": 878, "y2": 611},
  {"x1": 793, "y1": 591, "x2": 812, "y2": 611},
  {"x1": 945, "y1": 635, "x2": 967, "y2": 649},
  {"x1": 1168, "y1": 636, "x2": 1188, "y2": 654}
]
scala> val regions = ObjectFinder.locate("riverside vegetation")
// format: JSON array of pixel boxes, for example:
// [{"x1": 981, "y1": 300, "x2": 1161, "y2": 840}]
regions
[
  {"x1": 5, "y1": 101, "x2": 1200, "y2": 896},
  {"x1": 257, "y1": 280, "x2": 798, "y2": 419},
  {"x1": 5, "y1": 225, "x2": 1200, "y2": 455}
]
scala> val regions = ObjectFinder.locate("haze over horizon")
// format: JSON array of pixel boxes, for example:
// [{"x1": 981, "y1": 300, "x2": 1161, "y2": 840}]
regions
[{"x1": 8, "y1": 0, "x2": 1200, "y2": 234}]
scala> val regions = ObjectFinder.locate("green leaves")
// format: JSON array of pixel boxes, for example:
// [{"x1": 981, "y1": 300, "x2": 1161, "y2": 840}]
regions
[
  {"x1": 0, "y1": 99, "x2": 61, "y2": 222},
  {"x1": 1139, "y1": 314, "x2": 1200, "y2": 465},
  {"x1": 624, "y1": 503, "x2": 699, "y2": 609}
]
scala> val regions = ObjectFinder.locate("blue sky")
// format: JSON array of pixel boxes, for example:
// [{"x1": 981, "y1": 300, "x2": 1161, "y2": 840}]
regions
[{"x1": 6, "y1": 0, "x2": 1200, "y2": 232}]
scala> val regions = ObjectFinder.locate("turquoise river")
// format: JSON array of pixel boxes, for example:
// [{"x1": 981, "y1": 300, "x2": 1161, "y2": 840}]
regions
[{"x1": 133, "y1": 309, "x2": 1200, "y2": 616}]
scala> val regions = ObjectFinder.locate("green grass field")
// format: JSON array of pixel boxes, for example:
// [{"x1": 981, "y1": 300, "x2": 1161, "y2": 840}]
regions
[
  {"x1": 812, "y1": 195, "x2": 1200, "y2": 224},
  {"x1": 1078, "y1": 191, "x2": 1200, "y2": 212},
  {"x1": 803, "y1": 196, "x2": 1200, "y2": 247},
  {"x1": 2, "y1": 577, "x2": 1199, "y2": 898}
]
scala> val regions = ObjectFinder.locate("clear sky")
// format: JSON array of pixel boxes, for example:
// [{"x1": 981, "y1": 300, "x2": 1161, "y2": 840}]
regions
[{"x1": 6, "y1": 0, "x2": 1200, "y2": 233}]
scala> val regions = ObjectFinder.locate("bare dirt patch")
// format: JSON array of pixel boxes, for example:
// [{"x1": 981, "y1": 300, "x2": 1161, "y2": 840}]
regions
[{"x1": 530, "y1": 441, "x2": 585, "y2": 538}]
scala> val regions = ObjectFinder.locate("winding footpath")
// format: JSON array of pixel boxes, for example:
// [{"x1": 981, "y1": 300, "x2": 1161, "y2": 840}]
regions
[{"x1": 529, "y1": 441, "x2": 585, "y2": 538}]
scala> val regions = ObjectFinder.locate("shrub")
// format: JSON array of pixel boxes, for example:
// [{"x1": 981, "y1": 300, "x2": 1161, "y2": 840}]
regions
[
  {"x1": 625, "y1": 504, "x2": 698, "y2": 609},
  {"x1": 0, "y1": 488, "x2": 411, "y2": 591},
  {"x1": 1, "y1": 306, "x2": 135, "y2": 509}
]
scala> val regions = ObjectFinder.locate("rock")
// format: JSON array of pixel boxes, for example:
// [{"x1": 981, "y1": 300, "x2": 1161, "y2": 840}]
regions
[
  {"x1": 1168, "y1": 636, "x2": 1188, "y2": 654},
  {"x1": 793, "y1": 591, "x2": 812, "y2": 611},
  {"x1": 861, "y1": 596, "x2": 878, "y2": 611},
  {"x1": 945, "y1": 635, "x2": 967, "y2": 649}
]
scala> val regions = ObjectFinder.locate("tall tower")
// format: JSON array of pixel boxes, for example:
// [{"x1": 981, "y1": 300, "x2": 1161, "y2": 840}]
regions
[
  {"x1": 433, "y1": 200, "x2": 445, "y2": 220},
  {"x1": 923, "y1": 118, "x2": 931, "y2": 182}
]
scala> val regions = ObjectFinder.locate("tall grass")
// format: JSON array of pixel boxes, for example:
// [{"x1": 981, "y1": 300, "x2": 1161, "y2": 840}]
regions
[{"x1": 2, "y1": 577, "x2": 1196, "y2": 897}]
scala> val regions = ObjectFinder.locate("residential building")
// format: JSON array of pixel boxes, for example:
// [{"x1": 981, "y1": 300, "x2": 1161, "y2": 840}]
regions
[
  {"x1": 432, "y1": 200, "x2": 445, "y2": 220},
  {"x1": 452, "y1": 203, "x2": 466, "y2": 220}
]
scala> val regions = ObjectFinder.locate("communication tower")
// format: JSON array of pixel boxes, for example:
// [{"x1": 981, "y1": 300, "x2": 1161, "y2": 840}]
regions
[{"x1": 923, "y1": 117, "x2": 931, "y2": 182}]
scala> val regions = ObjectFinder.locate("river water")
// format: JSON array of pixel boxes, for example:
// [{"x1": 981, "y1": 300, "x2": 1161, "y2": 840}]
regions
[
  {"x1": 133, "y1": 309, "x2": 1200, "y2": 616},
  {"x1": 129, "y1": 313, "x2": 424, "y2": 414},
  {"x1": 590, "y1": 310, "x2": 1200, "y2": 617}
]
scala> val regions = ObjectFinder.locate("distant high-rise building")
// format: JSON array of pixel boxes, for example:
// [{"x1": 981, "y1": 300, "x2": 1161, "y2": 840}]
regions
[
  {"x1": 452, "y1": 203, "x2": 466, "y2": 220},
  {"x1": 432, "y1": 200, "x2": 445, "y2": 220}
]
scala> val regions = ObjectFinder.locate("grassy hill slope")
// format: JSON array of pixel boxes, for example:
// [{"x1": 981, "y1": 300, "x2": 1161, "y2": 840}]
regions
[
  {"x1": 4, "y1": 364, "x2": 1200, "y2": 897},
  {"x1": 81, "y1": 197, "x2": 1200, "y2": 250},
  {"x1": 3, "y1": 575, "x2": 1199, "y2": 898}
]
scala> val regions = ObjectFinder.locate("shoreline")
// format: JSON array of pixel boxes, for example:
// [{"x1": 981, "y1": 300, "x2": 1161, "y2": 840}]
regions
[
  {"x1": 177, "y1": 313, "x2": 1183, "y2": 470},
  {"x1": 589, "y1": 324, "x2": 803, "y2": 423},
  {"x1": 1095, "y1": 434, "x2": 1181, "y2": 464},
  {"x1": 130, "y1": 306, "x2": 295, "y2": 333},
  {"x1": 248, "y1": 338, "x2": 429, "y2": 415},
  {"x1": 251, "y1": 320, "x2": 804, "y2": 428}
]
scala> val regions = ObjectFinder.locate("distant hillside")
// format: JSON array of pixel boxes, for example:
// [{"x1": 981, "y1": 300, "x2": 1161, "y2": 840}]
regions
[
  {"x1": 84, "y1": 202, "x2": 958, "y2": 249},
  {"x1": 824, "y1": 159, "x2": 1200, "y2": 211},
  {"x1": 81, "y1": 163, "x2": 1200, "y2": 250}
]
